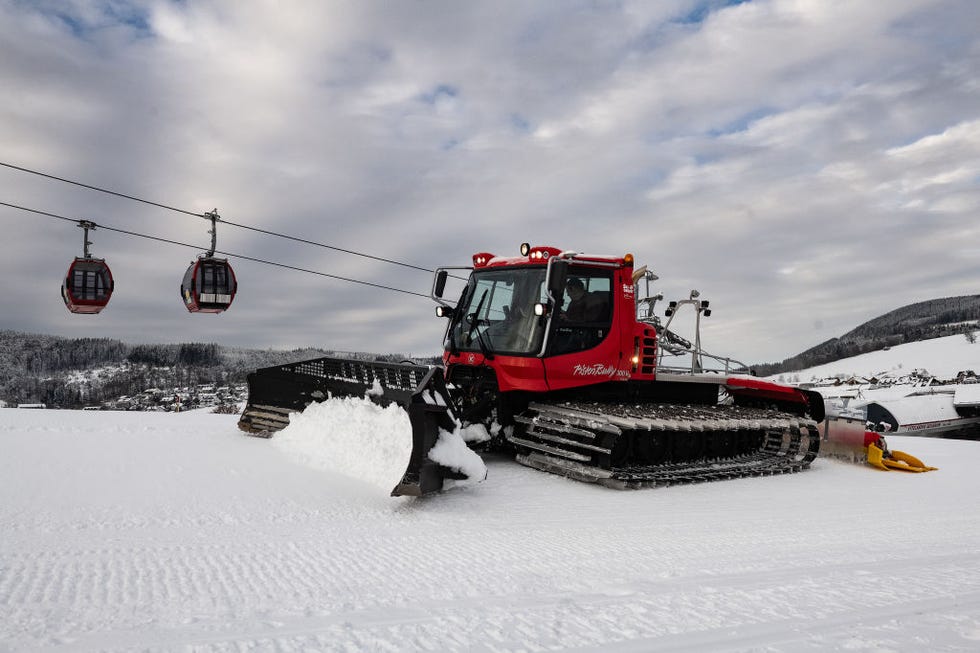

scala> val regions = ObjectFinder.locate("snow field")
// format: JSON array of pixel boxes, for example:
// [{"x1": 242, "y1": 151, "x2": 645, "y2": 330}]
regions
[
  {"x1": 776, "y1": 333, "x2": 980, "y2": 383},
  {"x1": 1, "y1": 405, "x2": 980, "y2": 651}
]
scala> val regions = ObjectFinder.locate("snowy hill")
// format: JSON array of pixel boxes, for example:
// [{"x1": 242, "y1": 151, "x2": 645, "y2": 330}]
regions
[
  {"x1": 2, "y1": 405, "x2": 980, "y2": 651},
  {"x1": 770, "y1": 333, "x2": 980, "y2": 384},
  {"x1": 753, "y1": 295, "x2": 980, "y2": 376}
]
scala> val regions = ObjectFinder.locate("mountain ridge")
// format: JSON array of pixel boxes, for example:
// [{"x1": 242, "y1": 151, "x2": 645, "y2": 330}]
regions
[{"x1": 751, "y1": 295, "x2": 980, "y2": 376}]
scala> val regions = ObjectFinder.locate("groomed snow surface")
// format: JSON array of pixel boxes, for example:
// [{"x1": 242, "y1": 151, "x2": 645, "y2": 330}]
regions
[{"x1": 3, "y1": 402, "x2": 980, "y2": 652}]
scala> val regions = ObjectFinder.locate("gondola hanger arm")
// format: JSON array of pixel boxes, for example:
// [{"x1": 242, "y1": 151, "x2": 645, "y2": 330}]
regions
[
  {"x1": 203, "y1": 209, "x2": 220, "y2": 258},
  {"x1": 78, "y1": 219, "x2": 97, "y2": 258}
]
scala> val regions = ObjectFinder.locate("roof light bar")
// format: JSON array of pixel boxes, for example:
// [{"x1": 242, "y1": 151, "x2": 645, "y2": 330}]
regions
[
  {"x1": 526, "y1": 245, "x2": 562, "y2": 261},
  {"x1": 472, "y1": 252, "x2": 495, "y2": 267}
]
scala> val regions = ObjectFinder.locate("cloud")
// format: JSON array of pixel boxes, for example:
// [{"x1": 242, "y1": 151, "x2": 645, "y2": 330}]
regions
[{"x1": 1, "y1": 0, "x2": 978, "y2": 365}]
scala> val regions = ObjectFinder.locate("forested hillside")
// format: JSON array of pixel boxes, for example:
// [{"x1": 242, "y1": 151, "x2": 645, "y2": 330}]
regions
[
  {"x1": 753, "y1": 295, "x2": 980, "y2": 376},
  {"x1": 6, "y1": 294, "x2": 978, "y2": 406},
  {"x1": 0, "y1": 331, "x2": 425, "y2": 408}
]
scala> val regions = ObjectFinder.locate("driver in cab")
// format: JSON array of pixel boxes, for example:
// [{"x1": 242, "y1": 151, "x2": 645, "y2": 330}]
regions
[{"x1": 561, "y1": 277, "x2": 606, "y2": 322}]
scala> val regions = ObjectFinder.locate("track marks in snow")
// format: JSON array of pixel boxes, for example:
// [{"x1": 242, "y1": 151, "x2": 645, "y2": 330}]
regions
[
  {"x1": 8, "y1": 548, "x2": 980, "y2": 652},
  {"x1": 4, "y1": 412, "x2": 980, "y2": 651},
  {"x1": 574, "y1": 592, "x2": 980, "y2": 652}
]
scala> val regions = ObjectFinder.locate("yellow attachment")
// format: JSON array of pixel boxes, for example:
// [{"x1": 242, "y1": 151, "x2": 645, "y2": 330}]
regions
[
  {"x1": 866, "y1": 442, "x2": 937, "y2": 473},
  {"x1": 866, "y1": 442, "x2": 890, "y2": 471}
]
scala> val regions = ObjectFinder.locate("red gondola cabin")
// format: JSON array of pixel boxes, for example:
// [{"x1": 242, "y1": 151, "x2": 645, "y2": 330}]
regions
[
  {"x1": 62, "y1": 257, "x2": 114, "y2": 314},
  {"x1": 181, "y1": 257, "x2": 237, "y2": 313}
]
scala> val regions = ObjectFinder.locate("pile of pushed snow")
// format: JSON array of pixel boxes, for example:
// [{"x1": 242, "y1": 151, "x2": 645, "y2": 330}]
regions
[
  {"x1": 428, "y1": 422, "x2": 490, "y2": 486},
  {"x1": 273, "y1": 395, "x2": 414, "y2": 492},
  {"x1": 273, "y1": 394, "x2": 487, "y2": 493}
]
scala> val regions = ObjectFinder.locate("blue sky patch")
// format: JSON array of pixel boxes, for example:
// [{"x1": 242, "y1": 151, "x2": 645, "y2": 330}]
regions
[
  {"x1": 20, "y1": 1, "x2": 151, "y2": 39},
  {"x1": 510, "y1": 113, "x2": 532, "y2": 133},
  {"x1": 420, "y1": 84, "x2": 459, "y2": 106},
  {"x1": 675, "y1": 0, "x2": 751, "y2": 25},
  {"x1": 708, "y1": 106, "x2": 776, "y2": 137}
]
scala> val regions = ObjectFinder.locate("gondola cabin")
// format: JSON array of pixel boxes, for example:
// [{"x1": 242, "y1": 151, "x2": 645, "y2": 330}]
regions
[
  {"x1": 62, "y1": 257, "x2": 114, "y2": 314},
  {"x1": 181, "y1": 257, "x2": 237, "y2": 313}
]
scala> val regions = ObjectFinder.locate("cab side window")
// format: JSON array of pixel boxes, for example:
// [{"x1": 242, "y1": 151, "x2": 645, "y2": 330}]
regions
[{"x1": 550, "y1": 272, "x2": 613, "y2": 355}]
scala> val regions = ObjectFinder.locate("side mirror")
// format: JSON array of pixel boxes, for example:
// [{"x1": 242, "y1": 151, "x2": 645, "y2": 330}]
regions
[
  {"x1": 547, "y1": 259, "x2": 569, "y2": 301},
  {"x1": 433, "y1": 270, "x2": 449, "y2": 299}
]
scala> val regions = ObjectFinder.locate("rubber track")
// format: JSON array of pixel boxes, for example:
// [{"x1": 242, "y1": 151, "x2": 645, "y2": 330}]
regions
[{"x1": 509, "y1": 401, "x2": 820, "y2": 489}]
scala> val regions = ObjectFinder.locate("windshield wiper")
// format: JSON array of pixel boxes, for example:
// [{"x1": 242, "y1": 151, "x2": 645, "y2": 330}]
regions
[
  {"x1": 465, "y1": 289, "x2": 495, "y2": 360},
  {"x1": 474, "y1": 324, "x2": 495, "y2": 361}
]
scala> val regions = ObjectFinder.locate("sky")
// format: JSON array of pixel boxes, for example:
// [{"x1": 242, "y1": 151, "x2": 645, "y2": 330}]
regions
[{"x1": 1, "y1": 0, "x2": 978, "y2": 364}]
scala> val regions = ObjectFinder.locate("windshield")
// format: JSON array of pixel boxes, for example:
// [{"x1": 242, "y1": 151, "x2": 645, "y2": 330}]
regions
[{"x1": 447, "y1": 267, "x2": 549, "y2": 355}]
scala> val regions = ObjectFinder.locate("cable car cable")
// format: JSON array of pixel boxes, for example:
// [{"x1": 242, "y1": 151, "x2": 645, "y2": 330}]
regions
[
  {"x1": 216, "y1": 218, "x2": 435, "y2": 274},
  {"x1": 0, "y1": 200, "x2": 429, "y2": 298},
  {"x1": 0, "y1": 160, "x2": 448, "y2": 276},
  {"x1": 0, "y1": 161, "x2": 201, "y2": 218}
]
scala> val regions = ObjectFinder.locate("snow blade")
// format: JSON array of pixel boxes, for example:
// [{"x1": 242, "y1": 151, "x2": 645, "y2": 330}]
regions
[
  {"x1": 238, "y1": 356, "x2": 468, "y2": 496},
  {"x1": 238, "y1": 357, "x2": 432, "y2": 435},
  {"x1": 391, "y1": 367, "x2": 466, "y2": 497}
]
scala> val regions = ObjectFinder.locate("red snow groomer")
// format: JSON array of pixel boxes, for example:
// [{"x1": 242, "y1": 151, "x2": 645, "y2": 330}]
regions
[{"x1": 240, "y1": 244, "x2": 828, "y2": 495}]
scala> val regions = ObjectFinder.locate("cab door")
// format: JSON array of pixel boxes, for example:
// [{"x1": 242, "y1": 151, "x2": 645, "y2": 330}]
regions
[{"x1": 543, "y1": 268, "x2": 628, "y2": 390}]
